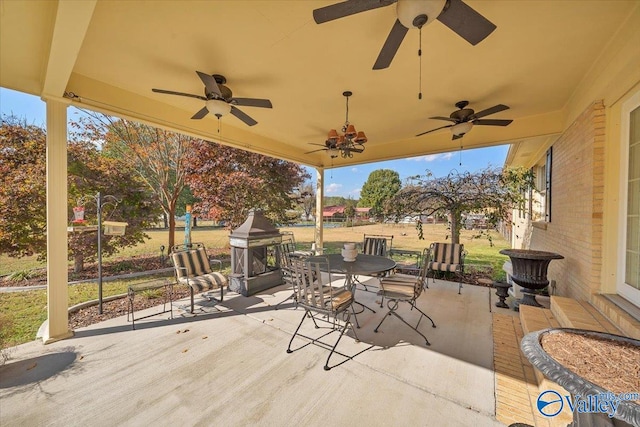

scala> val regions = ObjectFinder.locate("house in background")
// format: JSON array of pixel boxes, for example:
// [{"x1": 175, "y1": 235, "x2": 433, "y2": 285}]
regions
[
  {"x1": 322, "y1": 205, "x2": 345, "y2": 222},
  {"x1": 355, "y1": 207, "x2": 371, "y2": 221},
  {"x1": 322, "y1": 206, "x2": 372, "y2": 223}
]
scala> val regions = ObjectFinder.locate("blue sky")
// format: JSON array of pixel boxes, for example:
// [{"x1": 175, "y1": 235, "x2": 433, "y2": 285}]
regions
[{"x1": 1, "y1": 87, "x2": 508, "y2": 198}]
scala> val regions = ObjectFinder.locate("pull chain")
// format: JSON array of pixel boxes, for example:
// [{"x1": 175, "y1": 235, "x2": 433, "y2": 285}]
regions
[
  {"x1": 418, "y1": 27, "x2": 423, "y2": 100},
  {"x1": 459, "y1": 142, "x2": 463, "y2": 166},
  {"x1": 216, "y1": 114, "x2": 223, "y2": 142}
]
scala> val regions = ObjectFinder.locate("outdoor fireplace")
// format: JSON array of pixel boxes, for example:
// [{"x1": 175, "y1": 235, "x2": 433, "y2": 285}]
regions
[{"x1": 229, "y1": 210, "x2": 283, "y2": 297}]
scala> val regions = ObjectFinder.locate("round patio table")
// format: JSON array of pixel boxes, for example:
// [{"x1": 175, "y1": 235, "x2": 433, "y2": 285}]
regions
[{"x1": 307, "y1": 253, "x2": 396, "y2": 287}]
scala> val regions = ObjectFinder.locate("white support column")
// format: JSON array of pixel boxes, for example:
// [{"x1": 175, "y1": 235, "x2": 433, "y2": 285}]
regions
[
  {"x1": 42, "y1": 97, "x2": 73, "y2": 344},
  {"x1": 314, "y1": 167, "x2": 324, "y2": 254}
]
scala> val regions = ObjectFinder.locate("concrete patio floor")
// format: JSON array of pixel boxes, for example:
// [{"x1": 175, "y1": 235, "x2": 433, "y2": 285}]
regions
[{"x1": 1, "y1": 278, "x2": 512, "y2": 426}]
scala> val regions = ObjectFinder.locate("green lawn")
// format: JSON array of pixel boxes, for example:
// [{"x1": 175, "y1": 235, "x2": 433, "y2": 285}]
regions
[{"x1": 0, "y1": 223, "x2": 511, "y2": 349}]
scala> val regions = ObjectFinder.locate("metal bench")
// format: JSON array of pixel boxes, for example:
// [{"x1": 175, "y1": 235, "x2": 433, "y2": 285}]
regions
[{"x1": 127, "y1": 278, "x2": 174, "y2": 330}]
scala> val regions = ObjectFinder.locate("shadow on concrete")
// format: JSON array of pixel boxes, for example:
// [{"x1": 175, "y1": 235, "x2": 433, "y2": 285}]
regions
[{"x1": 0, "y1": 350, "x2": 77, "y2": 388}]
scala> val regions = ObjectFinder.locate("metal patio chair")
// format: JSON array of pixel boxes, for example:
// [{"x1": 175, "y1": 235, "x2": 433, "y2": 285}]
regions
[
  {"x1": 427, "y1": 242, "x2": 467, "y2": 294},
  {"x1": 170, "y1": 243, "x2": 227, "y2": 313},
  {"x1": 286, "y1": 257, "x2": 359, "y2": 370},
  {"x1": 374, "y1": 248, "x2": 436, "y2": 346},
  {"x1": 355, "y1": 234, "x2": 394, "y2": 292}
]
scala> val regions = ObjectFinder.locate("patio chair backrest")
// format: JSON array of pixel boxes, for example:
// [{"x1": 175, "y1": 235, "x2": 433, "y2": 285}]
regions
[
  {"x1": 363, "y1": 234, "x2": 393, "y2": 257},
  {"x1": 289, "y1": 257, "x2": 352, "y2": 313},
  {"x1": 430, "y1": 242, "x2": 464, "y2": 266},
  {"x1": 171, "y1": 247, "x2": 212, "y2": 279},
  {"x1": 413, "y1": 248, "x2": 431, "y2": 299}
]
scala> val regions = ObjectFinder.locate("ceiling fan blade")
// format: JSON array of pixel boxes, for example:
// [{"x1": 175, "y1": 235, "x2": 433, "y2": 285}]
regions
[
  {"x1": 308, "y1": 143, "x2": 329, "y2": 148},
  {"x1": 196, "y1": 71, "x2": 222, "y2": 97},
  {"x1": 191, "y1": 106, "x2": 209, "y2": 120},
  {"x1": 231, "y1": 98, "x2": 273, "y2": 109},
  {"x1": 230, "y1": 106, "x2": 258, "y2": 126},
  {"x1": 305, "y1": 148, "x2": 328, "y2": 154},
  {"x1": 152, "y1": 88, "x2": 207, "y2": 101},
  {"x1": 437, "y1": 0, "x2": 496, "y2": 46},
  {"x1": 349, "y1": 147, "x2": 365, "y2": 153},
  {"x1": 472, "y1": 104, "x2": 509, "y2": 119},
  {"x1": 416, "y1": 124, "x2": 453, "y2": 137},
  {"x1": 313, "y1": 0, "x2": 396, "y2": 24},
  {"x1": 373, "y1": 19, "x2": 409, "y2": 70},
  {"x1": 474, "y1": 119, "x2": 513, "y2": 126},
  {"x1": 452, "y1": 133, "x2": 464, "y2": 141},
  {"x1": 429, "y1": 116, "x2": 458, "y2": 123}
]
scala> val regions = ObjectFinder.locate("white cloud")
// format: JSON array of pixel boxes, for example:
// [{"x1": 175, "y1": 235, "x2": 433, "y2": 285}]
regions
[
  {"x1": 352, "y1": 188, "x2": 361, "y2": 194},
  {"x1": 326, "y1": 183, "x2": 343, "y2": 193},
  {"x1": 351, "y1": 167, "x2": 358, "y2": 172},
  {"x1": 409, "y1": 153, "x2": 454, "y2": 162}
]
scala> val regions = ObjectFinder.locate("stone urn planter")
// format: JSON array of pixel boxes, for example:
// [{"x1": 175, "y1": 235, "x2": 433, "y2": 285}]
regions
[
  {"x1": 499, "y1": 249, "x2": 563, "y2": 308},
  {"x1": 521, "y1": 328, "x2": 640, "y2": 426}
]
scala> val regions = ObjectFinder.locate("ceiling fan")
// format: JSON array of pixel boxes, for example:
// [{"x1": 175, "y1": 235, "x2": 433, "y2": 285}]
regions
[
  {"x1": 416, "y1": 100, "x2": 513, "y2": 140},
  {"x1": 313, "y1": 0, "x2": 497, "y2": 70},
  {"x1": 305, "y1": 91, "x2": 368, "y2": 158},
  {"x1": 305, "y1": 139, "x2": 365, "y2": 158},
  {"x1": 151, "y1": 71, "x2": 272, "y2": 126}
]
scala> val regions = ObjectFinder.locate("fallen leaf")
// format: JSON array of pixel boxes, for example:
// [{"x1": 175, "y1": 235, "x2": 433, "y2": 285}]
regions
[
  {"x1": 182, "y1": 349, "x2": 188, "y2": 353},
  {"x1": 202, "y1": 336, "x2": 208, "y2": 339},
  {"x1": 26, "y1": 363, "x2": 37, "y2": 371}
]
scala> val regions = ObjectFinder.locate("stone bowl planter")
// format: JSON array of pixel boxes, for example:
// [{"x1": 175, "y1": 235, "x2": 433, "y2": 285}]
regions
[{"x1": 521, "y1": 328, "x2": 640, "y2": 426}]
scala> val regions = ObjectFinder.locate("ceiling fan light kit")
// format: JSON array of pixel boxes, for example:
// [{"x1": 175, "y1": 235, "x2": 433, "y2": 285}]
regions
[
  {"x1": 396, "y1": 0, "x2": 446, "y2": 29},
  {"x1": 206, "y1": 99, "x2": 231, "y2": 117},
  {"x1": 451, "y1": 121, "x2": 472, "y2": 136}
]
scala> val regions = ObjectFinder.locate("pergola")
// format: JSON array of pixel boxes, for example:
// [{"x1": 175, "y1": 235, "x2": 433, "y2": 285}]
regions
[{"x1": 1, "y1": 1, "x2": 638, "y2": 343}]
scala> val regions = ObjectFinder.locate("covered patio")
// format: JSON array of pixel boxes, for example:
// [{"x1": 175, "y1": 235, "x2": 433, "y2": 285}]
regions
[
  {"x1": 1, "y1": 278, "x2": 505, "y2": 426},
  {"x1": 1, "y1": 1, "x2": 640, "y2": 425}
]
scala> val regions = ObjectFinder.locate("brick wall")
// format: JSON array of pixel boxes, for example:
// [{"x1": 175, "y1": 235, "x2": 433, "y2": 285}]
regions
[{"x1": 529, "y1": 101, "x2": 605, "y2": 301}]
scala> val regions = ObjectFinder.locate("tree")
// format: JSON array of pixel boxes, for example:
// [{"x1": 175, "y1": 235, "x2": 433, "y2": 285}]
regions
[
  {"x1": 297, "y1": 181, "x2": 316, "y2": 220},
  {"x1": 324, "y1": 196, "x2": 350, "y2": 206},
  {"x1": 0, "y1": 115, "x2": 160, "y2": 270},
  {"x1": 185, "y1": 140, "x2": 310, "y2": 228},
  {"x1": 76, "y1": 113, "x2": 192, "y2": 250},
  {"x1": 0, "y1": 116, "x2": 47, "y2": 258},
  {"x1": 344, "y1": 199, "x2": 356, "y2": 226},
  {"x1": 385, "y1": 167, "x2": 534, "y2": 244},
  {"x1": 358, "y1": 169, "x2": 401, "y2": 220},
  {"x1": 67, "y1": 139, "x2": 160, "y2": 271}
]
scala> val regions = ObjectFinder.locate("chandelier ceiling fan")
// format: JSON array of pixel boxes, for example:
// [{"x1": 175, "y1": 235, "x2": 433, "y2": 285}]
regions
[
  {"x1": 306, "y1": 91, "x2": 368, "y2": 159},
  {"x1": 151, "y1": 71, "x2": 272, "y2": 126},
  {"x1": 416, "y1": 100, "x2": 513, "y2": 140},
  {"x1": 313, "y1": 0, "x2": 497, "y2": 70}
]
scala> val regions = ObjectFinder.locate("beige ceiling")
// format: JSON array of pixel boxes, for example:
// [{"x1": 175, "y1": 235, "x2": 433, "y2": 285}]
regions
[{"x1": 1, "y1": 0, "x2": 637, "y2": 169}]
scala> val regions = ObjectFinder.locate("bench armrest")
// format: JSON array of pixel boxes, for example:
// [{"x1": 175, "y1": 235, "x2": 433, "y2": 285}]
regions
[{"x1": 209, "y1": 258, "x2": 223, "y2": 272}]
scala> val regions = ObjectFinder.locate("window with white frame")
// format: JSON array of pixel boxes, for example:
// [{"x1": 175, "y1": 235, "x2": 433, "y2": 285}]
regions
[
  {"x1": 530, "y1": 147, "x2": 552, "y2": 222},
  {"x1": 618, "y1": 90, "x2": 640, "y2": 305},
  {"x1": 624, "y1": 106, "x2": 640, "y2": 291}
]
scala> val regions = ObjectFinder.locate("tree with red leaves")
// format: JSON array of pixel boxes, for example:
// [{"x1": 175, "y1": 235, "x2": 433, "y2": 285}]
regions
[{"x1": 185, "y1": 140, "x2": 310, "y2": 228}]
